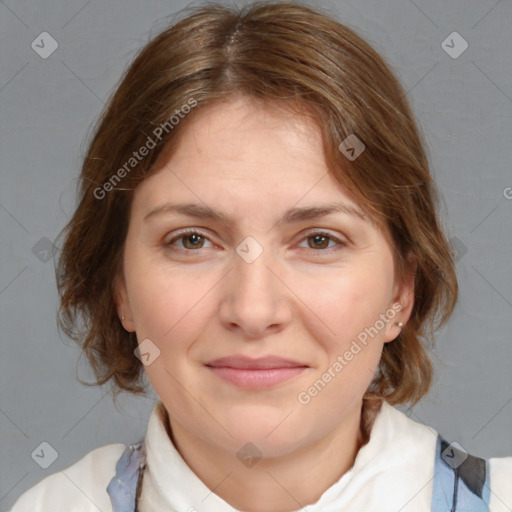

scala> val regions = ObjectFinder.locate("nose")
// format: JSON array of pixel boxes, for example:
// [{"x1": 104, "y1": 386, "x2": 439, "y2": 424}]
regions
[{"x1": 218, "y1": 243, "x2": 292, "y2": 339}]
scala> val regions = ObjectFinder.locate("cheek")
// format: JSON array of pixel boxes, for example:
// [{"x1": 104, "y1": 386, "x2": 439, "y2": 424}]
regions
[
  {"x1": 299, "y1": 268, "x2": 392, "y2": 413},
  {"x1": 124, "y1": 248, "x2": 218, "y2": 364},
  {"x1": 125, "y1": 242, "x2": 187, "y2": 330},
  {"x1": 316, "y1": 262, "x2": 393, "y2": 343}
]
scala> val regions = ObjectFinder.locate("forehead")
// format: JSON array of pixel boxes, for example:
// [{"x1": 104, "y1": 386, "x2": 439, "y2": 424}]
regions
[
  {"x1": 136, "y1": 96, "x2": 360, "y2": 211},
  {"x1": 172, "y1": 96, "x2": 324, "y2": 172}
]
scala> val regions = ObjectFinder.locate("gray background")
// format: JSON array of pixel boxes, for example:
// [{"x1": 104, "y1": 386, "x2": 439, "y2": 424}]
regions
[{"x1": 1, "y1": 0, "x2": 511, "y2": 509}]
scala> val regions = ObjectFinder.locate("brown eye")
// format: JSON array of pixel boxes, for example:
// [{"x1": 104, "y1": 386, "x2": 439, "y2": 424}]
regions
[
  {"x1": 307, "y1": 234, "x2": 331, "y2": 249},
  {"x1": 165, "y1": 229, "x2": 213, "y2": 252},
  {"x1": 300, "y1": 231, "x2": 346, "y2": 252},
  {"x1": 181, "y1": 233, "x2": 205, "y2": 250}
]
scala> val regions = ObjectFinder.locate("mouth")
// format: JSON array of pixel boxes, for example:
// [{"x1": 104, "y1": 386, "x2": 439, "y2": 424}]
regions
[{"x1": 205, "y1": 355, "x2": 309, "y2": 390}]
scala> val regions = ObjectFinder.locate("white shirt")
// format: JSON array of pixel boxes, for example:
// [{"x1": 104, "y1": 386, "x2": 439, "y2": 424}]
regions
[{"x1": 10, "y1": 400, "x2": 512, "y2": 511}]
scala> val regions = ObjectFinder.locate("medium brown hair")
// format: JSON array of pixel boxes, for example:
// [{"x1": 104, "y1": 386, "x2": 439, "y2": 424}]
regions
[{"x1": 56, "y1": 0, "x2": 458, "y2": 406}]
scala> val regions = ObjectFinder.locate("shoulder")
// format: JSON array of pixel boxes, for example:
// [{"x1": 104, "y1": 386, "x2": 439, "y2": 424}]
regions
[
  {"x1": 9, "y1": 443, "x2": 126, "y2": 512},
  {"x1": 489, "y1": 455, "x2": 512, "y2": 511}
]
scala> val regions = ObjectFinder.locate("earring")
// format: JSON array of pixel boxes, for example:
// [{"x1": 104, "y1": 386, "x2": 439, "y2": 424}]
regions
[
  {"x1": 397, "y1": 322, "x2": 404, "y2": 329},
  {"x1": 121, "y1": 304, "x2": 125, "y2": 321}
]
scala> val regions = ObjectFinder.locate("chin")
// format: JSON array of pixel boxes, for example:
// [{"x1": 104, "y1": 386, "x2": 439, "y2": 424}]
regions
[{"x1": 220, "y1": 411, "x2": 311, "y2": 451}]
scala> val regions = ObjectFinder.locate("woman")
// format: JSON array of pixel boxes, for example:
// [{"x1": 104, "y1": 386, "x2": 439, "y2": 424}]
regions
[{"x1": 10, "y1": 1, "x2": 512, "y2": 511}]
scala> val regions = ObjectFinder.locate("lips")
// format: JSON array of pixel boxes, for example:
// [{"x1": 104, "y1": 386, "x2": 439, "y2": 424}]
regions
[
  {"x1": 205, "y1": 355, "x2": 308, "y2": 389},
  {"x1": 205, "y1": 355, "x2": 308, "y2": 370}
]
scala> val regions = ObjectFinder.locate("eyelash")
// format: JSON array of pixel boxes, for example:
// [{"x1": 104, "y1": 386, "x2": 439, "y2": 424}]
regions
[{"x1": 164, "y1": 228, "x2": 347, "y2": 255}]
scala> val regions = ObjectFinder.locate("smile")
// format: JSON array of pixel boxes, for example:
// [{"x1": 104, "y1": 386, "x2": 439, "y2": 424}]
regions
[{"x1": 206, "y1": 366, "x2": 307, "y2": 389}]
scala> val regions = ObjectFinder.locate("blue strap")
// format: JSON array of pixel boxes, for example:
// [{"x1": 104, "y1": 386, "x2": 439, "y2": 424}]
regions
[
  {"x1": 107, "y1": 440, "x2": 146, "y2": 512},
  {"x1": 107, "y1": 434, "x2": 491, "y2": 511},
  {"x1": 431, "y1": 434, "x2": 490, "y2": 511}
]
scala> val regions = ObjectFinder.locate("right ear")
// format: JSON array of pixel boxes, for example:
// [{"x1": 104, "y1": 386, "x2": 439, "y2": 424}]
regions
[{"x1": 113, "y1": 272, "x2": 136, "y2": 332}]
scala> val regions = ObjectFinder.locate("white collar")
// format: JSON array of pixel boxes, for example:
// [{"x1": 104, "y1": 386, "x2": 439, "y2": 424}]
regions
[{"x1": 138, "y1": 400, "x2": 438, "y2": 511}]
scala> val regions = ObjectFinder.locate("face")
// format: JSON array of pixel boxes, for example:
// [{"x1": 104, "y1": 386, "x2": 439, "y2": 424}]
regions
[{"x1": 115, "y1": 96, "x2": 414, "y2": 457}]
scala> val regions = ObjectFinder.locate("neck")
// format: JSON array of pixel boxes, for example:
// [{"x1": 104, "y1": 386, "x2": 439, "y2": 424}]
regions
[{"x1": 163, "y1": 399, "x2": 382, "y2": 512}]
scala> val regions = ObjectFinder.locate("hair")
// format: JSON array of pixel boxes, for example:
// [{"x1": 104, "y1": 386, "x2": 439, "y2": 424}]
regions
[{"x1": 55, "y1": 0, "x2": 458, "y2": 407}]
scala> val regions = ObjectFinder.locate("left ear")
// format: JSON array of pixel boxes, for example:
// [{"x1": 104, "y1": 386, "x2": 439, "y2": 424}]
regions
[
  {"x1": 113, "y1": 271, "x2": 136, "y2": 333},
  {"x1": 384, "y1": 251, "x2": 417, "y2": 343}
]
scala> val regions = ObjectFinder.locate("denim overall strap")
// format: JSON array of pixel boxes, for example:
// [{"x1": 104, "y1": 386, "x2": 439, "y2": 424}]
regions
[
  {"x1": 431, "y1": 434, "x2": 491, "y2": 512},
  {"x1": 107, "y1": 440, "x2": 146, "y2": 512},
  {"x1": 107, "y1": 434, "x2": 492, "y2": 512}
]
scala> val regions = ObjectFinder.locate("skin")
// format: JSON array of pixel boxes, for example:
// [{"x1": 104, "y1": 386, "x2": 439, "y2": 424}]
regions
[{"x1": 114, "y1": 95, "x2": 415, "y2": 512}]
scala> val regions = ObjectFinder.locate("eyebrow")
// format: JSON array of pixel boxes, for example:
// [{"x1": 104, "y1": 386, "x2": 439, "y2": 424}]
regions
[{"x1": 143, "y1": 201, "x2": 366, "y2": 227}]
